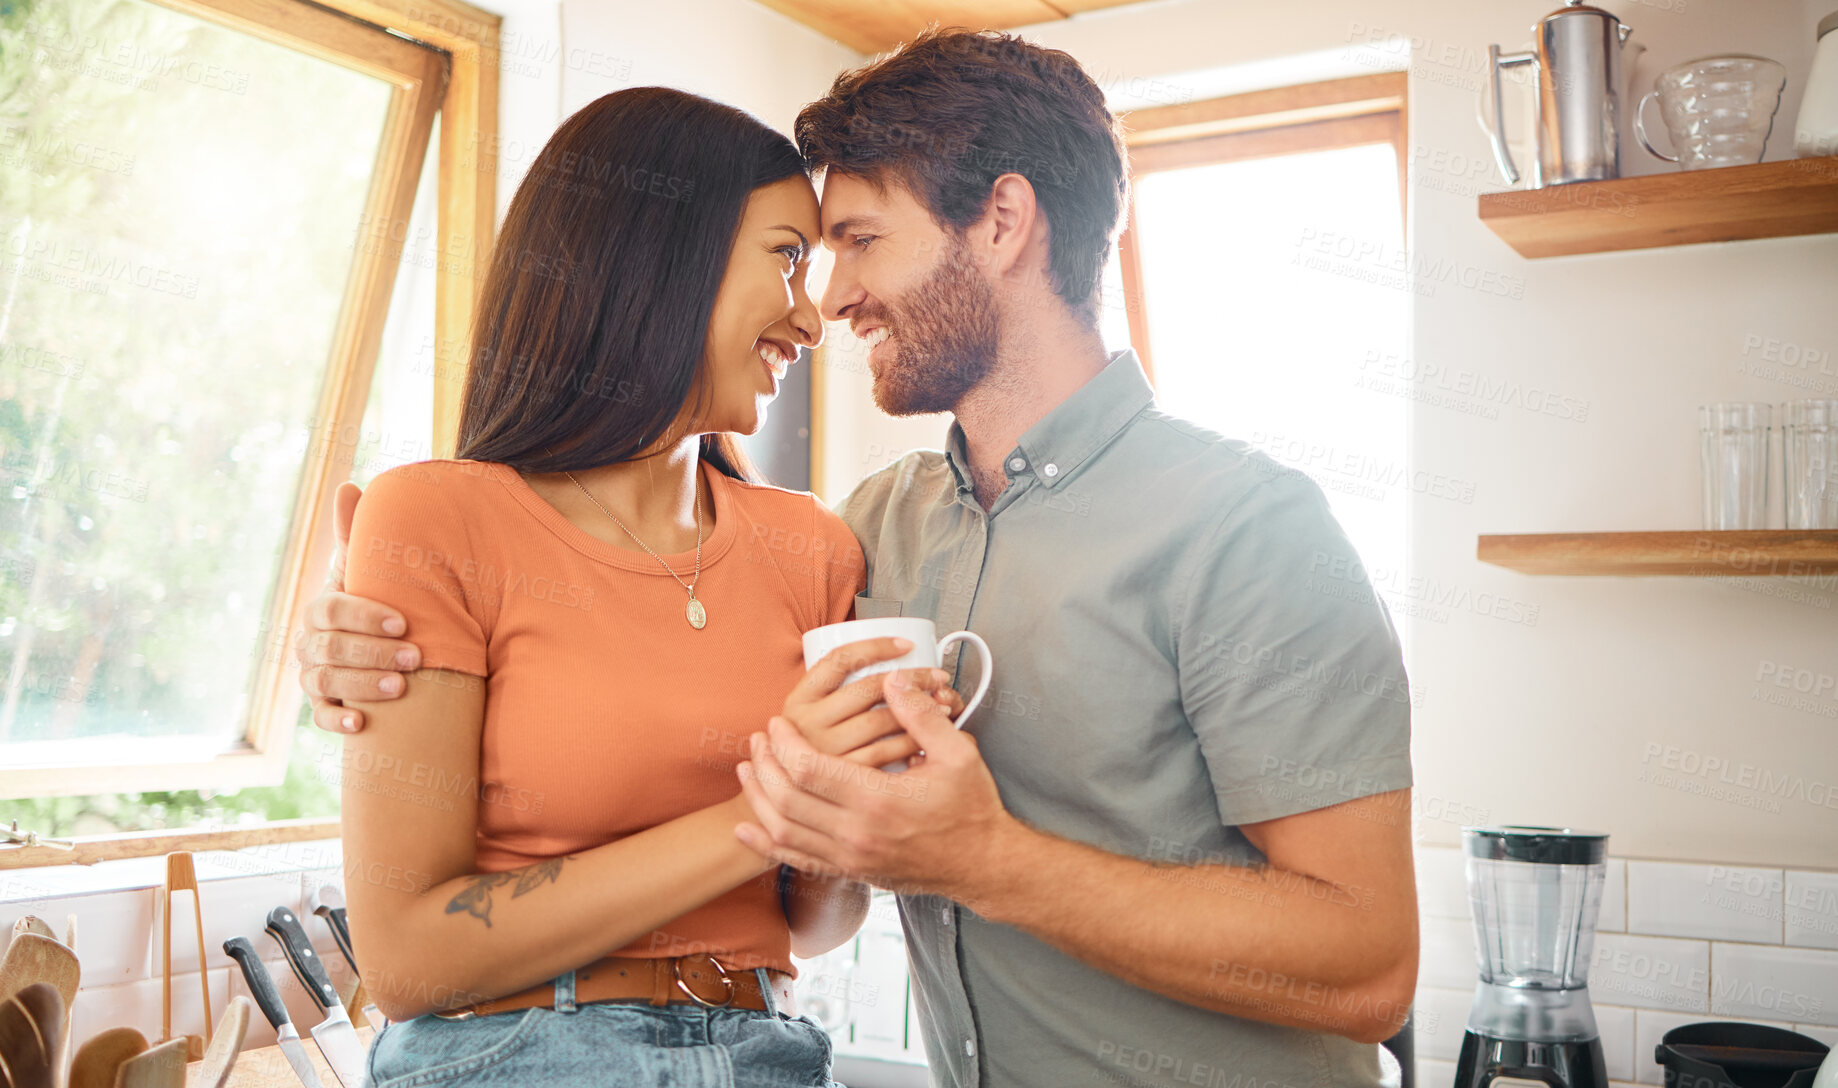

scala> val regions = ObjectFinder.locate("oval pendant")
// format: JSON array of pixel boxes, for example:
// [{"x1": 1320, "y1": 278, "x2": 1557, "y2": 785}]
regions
[{"x1": 686, "y1": 597, "x2": 707, "y2": 630}]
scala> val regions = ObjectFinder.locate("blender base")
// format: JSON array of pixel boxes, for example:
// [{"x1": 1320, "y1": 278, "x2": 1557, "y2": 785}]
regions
[{"x1": 1454, "y1": 1033, "x2": 1609, "y2": 1088}]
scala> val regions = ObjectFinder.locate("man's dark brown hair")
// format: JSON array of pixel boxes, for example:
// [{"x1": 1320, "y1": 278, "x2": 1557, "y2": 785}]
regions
[{"x1": 795, "y1": 27, "x2": 1128, "y2": 325}]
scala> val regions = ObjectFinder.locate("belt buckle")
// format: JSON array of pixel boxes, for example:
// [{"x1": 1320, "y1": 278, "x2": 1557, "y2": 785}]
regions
[
  {"x1": 432, "y1": 1007, "x2": 477, "y2": 1021},
  {"x1": 672, "y1": 953, "x2": 735, "y2": 1008}
]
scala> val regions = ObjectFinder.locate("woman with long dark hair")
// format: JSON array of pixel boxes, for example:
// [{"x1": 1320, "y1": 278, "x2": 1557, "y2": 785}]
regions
[{"x1": 336, "y1": 87, "x2": 952, "y2": 1087}]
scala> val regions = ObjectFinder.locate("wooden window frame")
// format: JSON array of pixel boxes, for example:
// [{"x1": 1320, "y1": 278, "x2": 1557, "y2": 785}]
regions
[
  {"x1": 1, "y1": 0, "x2": 500, "y2": 862},
  {"x1": 1115, "y1": 72, "x2": 1408, "y2": 379}
]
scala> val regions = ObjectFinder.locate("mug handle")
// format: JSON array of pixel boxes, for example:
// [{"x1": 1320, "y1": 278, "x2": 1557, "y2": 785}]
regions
[
  {"x1": 935, "y1": 631, "x2": 993, "y2": 726},
  {"x1": 1634, "y1": 90, "x2": 1678, "y2": 163}
]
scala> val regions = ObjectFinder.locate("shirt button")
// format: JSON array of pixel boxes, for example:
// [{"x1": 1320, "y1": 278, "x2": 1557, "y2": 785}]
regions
[
  {"x1": 1043, "y1": 463, "x2": 1059, "y2": 478},
  {"x1": 964, "y1": 1038, "x2": 977, "y2": 1058},
  {"x1": 941, "y1": 906, "x2": 953, "y2": 924},
  {"x1": 1007, "y1": 456, "x2": 1026, "y2": 472}
]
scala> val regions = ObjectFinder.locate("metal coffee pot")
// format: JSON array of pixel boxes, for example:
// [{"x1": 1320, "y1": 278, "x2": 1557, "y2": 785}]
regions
[{"x1": 1483, "y1": 0, "x2": 1638, "y2": 186}]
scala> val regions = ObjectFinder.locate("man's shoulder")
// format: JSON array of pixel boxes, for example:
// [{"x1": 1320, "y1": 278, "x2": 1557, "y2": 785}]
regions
[{"x1": 1128, "y1": 409, "x2": 1323, "y2": 522}]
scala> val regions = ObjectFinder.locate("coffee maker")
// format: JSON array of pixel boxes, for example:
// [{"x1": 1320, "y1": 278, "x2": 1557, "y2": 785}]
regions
[{"x1": 1455, "y1": 826, "x2": 1610, "y2": 1088}]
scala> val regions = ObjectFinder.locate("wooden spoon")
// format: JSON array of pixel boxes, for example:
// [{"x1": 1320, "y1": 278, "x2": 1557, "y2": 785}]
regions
[
  {"x1": 0, "y1": 982, "x2": 64, "y2": 1088},
  {"x1": 8, "y1": 919, "x2": 52, "y2": 942},
  {"x1": 70, "y1": 1027, "x2": 148, "y2": 1088},
  {"x1": 193, "y1": 997, "x2": 251, "y2": 1088},
  {"x1": 112, "y1": 1035, "x2": 187, "y2": 1088},
  {"x1": 0, "y1": 933, "x2": 80, "y2": 1015}
]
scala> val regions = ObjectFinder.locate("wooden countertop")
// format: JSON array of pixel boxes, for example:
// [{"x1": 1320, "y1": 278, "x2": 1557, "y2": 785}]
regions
[{"x1": 188, "y1": 1024, "x2": 377, "y2": 1088}]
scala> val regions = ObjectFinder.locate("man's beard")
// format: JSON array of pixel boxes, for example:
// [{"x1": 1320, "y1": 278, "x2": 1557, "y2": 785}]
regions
[{"x1": 868, "y1": 238, "x2": 999, "y2": 417}]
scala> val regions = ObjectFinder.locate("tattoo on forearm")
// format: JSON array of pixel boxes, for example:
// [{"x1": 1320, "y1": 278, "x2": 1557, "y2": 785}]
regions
[{"x1": 445, "y1": 856, "x2": 574, "y2": 927}]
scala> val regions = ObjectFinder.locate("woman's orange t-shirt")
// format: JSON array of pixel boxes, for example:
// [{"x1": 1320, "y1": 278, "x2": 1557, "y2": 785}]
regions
[{"x1": 345, "y1": 458, "x2": 866, "y2": 975}]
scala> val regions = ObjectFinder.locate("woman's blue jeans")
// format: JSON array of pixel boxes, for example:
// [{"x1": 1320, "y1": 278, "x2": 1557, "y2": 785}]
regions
[{"x1": 365, "y1": 967, "x2": 840, "y2": 1087}]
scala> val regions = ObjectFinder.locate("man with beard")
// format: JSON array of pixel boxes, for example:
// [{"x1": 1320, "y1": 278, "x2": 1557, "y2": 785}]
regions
[{"x1": 296, "y1": 28, "x2": 1418, "y2": 1088}]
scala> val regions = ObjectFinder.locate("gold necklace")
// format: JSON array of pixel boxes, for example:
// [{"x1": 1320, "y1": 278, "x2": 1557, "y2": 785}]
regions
[{"x1": 563, "y1": 468, "x2": 706, "y2": 630}]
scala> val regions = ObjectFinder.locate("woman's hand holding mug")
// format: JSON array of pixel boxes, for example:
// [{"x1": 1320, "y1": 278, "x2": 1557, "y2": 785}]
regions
[
  {"x1": 796, "y1": 618, "x2": 993, "y2": 773},
  {"x1": 779, "y1": 630, "x2": 975, "y2": 769}
]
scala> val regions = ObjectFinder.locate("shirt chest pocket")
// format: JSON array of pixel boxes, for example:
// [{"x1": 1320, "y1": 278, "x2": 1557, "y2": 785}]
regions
[{"x1": 852, "y1": 593, "x2": 904, "y2": 619}]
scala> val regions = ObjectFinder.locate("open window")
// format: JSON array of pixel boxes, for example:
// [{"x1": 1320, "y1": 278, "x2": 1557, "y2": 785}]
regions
[
  {"x1": 1106, "y1": 72, "x2": 1413, "y2": 640},
  {"x1": 0, "y1": 0, "x2": 500, "y2": 861}
]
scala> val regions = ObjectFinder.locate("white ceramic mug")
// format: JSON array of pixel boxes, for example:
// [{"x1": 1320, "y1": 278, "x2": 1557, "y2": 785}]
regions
[{"x1": 800, "y1": 617, "x2": 993, "y2": 771}]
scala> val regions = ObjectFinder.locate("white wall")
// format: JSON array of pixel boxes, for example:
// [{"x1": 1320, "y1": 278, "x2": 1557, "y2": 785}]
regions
[
  {"x1": 823, "y1": 0, "x2": 1838, "y2": 868},
  {"x1": 480, "y1": 0, "x2": 860, "y2": 217}
]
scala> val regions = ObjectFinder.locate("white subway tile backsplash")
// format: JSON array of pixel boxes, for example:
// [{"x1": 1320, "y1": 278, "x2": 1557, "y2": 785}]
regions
[
  {"x1": 1711, "y1": 942, "x2": 1838, "y2": 1026},
  {"x1": 1418, "y1": 1057, "x2": 1458, "y2": 1088},
  {"x1": 1415, "y1": 846, "x2": 1471, "y2": 922},
  {"x1": 1589, "y1": 934, "x2": 1710, "y2": 1014},
  {"x1": 1420, "y1": 915, "x2": 1480, "y2": 991},
  {"x1": 67, "y1": 966, "x2": 231, "y2": 1050},
  {"x1": 1627, "y1": 862, "x2": 1782, "y2": 944},
  {"x1": 1794, "y1": 1023, "x2": 1838, "y2": 1048},
  {"x1": 0, "y1": 889, "x2": 156, "y2": 986},
  {"x1": 1631, "y1": 1009, "x2": 1793, "y2": 1085},
  {"x1": 1601, "y1": 859, "x2": 1628, "y2": 935},
  {"x1": 1411, "y1": 986, "x2": 1474, "y2": 1062},
  {"x1": 1785, "y1": 871, "x2": 1838, "y2": 950},
  {"x1": 180, "y1": 869, "x2": 310, "y2": 974},
  {"x1": 1597, "y1": 1004, "x2": 1637, "y2": 1082}
]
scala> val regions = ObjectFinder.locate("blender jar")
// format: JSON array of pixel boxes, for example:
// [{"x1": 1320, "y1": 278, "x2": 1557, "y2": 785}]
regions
[{"x1": 1465, "y1": 826, "x2": 1609, "y2": 1042}]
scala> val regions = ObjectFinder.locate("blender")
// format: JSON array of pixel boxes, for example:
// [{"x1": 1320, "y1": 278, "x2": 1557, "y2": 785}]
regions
[{"x1": 1456, "y1": 826, "x2": 1610, "y2": 1088}]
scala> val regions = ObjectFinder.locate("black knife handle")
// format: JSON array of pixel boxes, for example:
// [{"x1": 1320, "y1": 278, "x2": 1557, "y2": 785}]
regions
[
  {"x1": 315, "y1": 905, "x2": 358, "y2": 975},
  {"x1": 266, "y1": 906, "x2": 340, "y2": 1010},
  {"x1": 225, "y1": 937, "x2": 291, "y2": 1030}
]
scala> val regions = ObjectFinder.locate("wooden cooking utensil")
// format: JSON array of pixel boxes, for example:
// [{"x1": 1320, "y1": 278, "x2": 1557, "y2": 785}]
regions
[
  {"x1": 6, "y1": 914, "x2": 80, "y2": 1076},
  {"x1": 112, "y1": 1035, "x2": 187, "y2": 1088},
  {"x1": 0, "y1": 932, "x2": 80, "y2": 1016},
  {"x1": 70, "y1": 1026, "x2": 149, "y2": 1088},
  {"x1": 159, "y1": 852, "x2": 211, "y2": 1061},
  {"x1": 0, "y1": 982, "x2": 64, "y2": 1088},
  {"x1": 194, "y1": 996, "x2": 252, "y2": 1088}
]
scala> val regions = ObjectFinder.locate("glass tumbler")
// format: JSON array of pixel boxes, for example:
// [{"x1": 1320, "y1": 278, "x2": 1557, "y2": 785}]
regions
[
  {"x1": 1700, "y1": 403, "x2": 1770, "y2": 530},
  {"x1": 1784, "y1": 400, "x2": 1838, "y2": 530}
]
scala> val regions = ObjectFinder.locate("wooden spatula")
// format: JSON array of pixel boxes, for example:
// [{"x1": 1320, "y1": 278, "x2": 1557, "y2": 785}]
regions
[
  {"x1": 159, "y1": 852, "x2": 211, "y2": 1061},
  {"x1": 112, "y1": 1036, "x2": 186, "y2": 1088},
  {"x1": 70, "y1": 1027, "x2": 148, "y2": 1088},
  {"x1": 7, "y1": 914, "x2": 80, "y2": 1076},
  {"x1": 0, "y1": 982, "x2": 64, "y2": 1088},
  {"x1": 193, "y1": 996, "x2": 251, "y2": 1088},
  {"x1": 0, "y1": 932, "x2": 80, "y2": 1015}
]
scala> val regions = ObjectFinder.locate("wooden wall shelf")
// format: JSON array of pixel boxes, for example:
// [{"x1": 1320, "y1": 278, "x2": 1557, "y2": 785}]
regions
[
  {"x1": 1478, "y1": 158, "x2": 1838, "y2": 258},
  {"x1": 1478, "y1": 530, "x2": 1838, "y2": 576}
]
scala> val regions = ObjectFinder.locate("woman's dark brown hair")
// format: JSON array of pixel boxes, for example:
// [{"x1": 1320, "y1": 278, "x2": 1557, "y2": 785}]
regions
[
  {"x1": 456, "y1": 87, "x2": 807, "y2": 479},
  {"x1": 795, "y1": 28, "x2": 1128, "y2": 326}
]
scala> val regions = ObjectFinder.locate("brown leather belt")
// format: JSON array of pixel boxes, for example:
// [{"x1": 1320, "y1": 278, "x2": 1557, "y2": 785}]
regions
[{"x1": 434, "y1": 954, "x2": 793, "y2": 1019}]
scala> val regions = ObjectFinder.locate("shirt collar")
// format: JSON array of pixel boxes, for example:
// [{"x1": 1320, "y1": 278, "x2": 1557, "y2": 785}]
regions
[{"x1": 944, "y1": 349, "x2": 1153, "y2": 494}]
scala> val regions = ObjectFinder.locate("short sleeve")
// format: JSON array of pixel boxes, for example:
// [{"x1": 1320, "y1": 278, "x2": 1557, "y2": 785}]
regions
[
  {"x1": 809, "y1": 495, "x2": 867, "y2": 628},
  {"x1": 1177, "y1": 468, "x2": 1413, "y2": 825},
  {"x1": 345, "y1": 464, "x2": 489, "y2": 677}
]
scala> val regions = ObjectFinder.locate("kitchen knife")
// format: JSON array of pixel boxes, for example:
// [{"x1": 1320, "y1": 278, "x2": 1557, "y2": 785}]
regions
[
  {"x1": 309, "y1": 885, "x2": 386, "y2": 1032},
  {"x1": 223, "y1": 937, "x2": 324, "y2": 1088},
  {"x1": 266, "y1": 906, "x2": 366, "y2": 1088}
]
